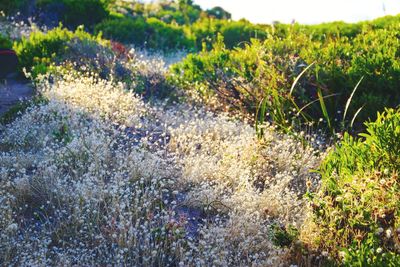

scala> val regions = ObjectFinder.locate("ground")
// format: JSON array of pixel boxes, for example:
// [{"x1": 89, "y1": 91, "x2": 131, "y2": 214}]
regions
[{"x1": 0, "y1": 78, "x2": 33, "y2": 115}]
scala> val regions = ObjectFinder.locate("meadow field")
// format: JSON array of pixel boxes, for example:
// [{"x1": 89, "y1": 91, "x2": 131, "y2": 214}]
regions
[{"x1": 0, "y1": 1, "x2": 399, "y2": 266}]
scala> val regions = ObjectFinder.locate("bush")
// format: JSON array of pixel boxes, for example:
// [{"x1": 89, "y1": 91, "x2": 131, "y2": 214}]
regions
[
  {"x1": 0, "y1": 33, "x2": 12, "y2": 48},
  {"x1": 172, "y1": 23, "x2": 400, "y2": 134},
  {"x1": 303, "y1": 27, "x2": 400, "y2": 125},
  {"x1": 95, "y1": 17, "x2": 146, "y2": 44},
  {"x1": 301, "y1": 21, "x2": 363, "y2": 41},
  {"x1": 206, "y1": 6, "x2": 231, "y2": 20},
  {"x1": 169, "y1": 34, "x2": 319, "y2": 131},
  {"x1": 95, "y1": 17, "x2": 195, "y2": 51},
  {"x1": 13, "y1": 26, "x2": 106, "y2": 77},
  {"x1": 0, "y1": 0, "x2": 28, "y2": 15},
  {"x1": 220, "y1": 19, "x2": 268, "y2": 49},
  {"x1": 190, "y1": 18, "x2": 224, "y2": 50},
  {"x1": 190, "y1": 19, "x2": 269, "y2": 51},
  {"x1": 145, "y1": 17, "x2": 194, "y2": 51},
  {"x1": 36, "y1": 0, "x2": 109, "y2": 29},
  {"x1": 307, "y1": 108, "x2": 400, "y2": 265}
]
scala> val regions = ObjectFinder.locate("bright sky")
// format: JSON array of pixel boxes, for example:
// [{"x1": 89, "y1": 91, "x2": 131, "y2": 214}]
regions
[
  {"x1": 194, "y1": 0, "x2": 400, "y2": 24},
  {"x1": 189, "y1": 0, "x2": 400, "y2": 24}
]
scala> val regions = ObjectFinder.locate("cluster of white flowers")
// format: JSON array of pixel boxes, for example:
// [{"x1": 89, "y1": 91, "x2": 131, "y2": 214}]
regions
[
  {"x1": 0, "y1": 13, "x2": 37, "y2": 39},
  {"x1": 0, "y1": 73, "x2": 183, "y2": 265},
  {"x1": 159, "y1": 106, "x2": 323, "y2": 265},
  {"x1": 127, "y1": 47, "x2": 187, "y2": 68},
  {"x1": 0, "y1": 61, "x2": 324, "y2": 265}
]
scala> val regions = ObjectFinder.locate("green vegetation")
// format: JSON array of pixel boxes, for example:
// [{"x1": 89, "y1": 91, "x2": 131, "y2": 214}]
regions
[
  {"x1": 1, "y1": 1, "x2": 400, "y2": 266},
  {"x1": 95, "y1": 17, "x2": 195, "y2": 51},
  {"x1": 13, "y1": 26, "x2": 107, "y2": 77},
  {"x1": 36, "y1": 0, "x2": 110, "y2": 29},
  {"x1": 309, "y1": 108, "x2": 400, "y2": 265},
  {"x1": 2, "y1": 0, "x2": 264, "y2": 51},
  {"x1": 0, "y1": 33, "x2": 12, "y2": 48},
  {"x1": 171, "y1": 19, "x2": 400, "y2": 134},
  {"x1": 0, "y1": 0, "x2": 28, "y2": 15}
]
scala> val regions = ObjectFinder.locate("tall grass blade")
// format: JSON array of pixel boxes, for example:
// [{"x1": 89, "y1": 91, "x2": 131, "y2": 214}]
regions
[
  {"x1": 296, "y1": 93, "x2": 340, "y2": 116},
  {"x1": 289, "y1": 62, "x2": 315, "y2": 96},
  {"x1": 343, "y1": 76, "x2": 364, "y2": 124},
  {"x1": 317, "y1": 88, "x2": 332, "y2": 131},
  {"x1": 255, "y1": 97, "x2": 268, "y2": 138},
  {"x1": 350, "y1": 105, "x2": 365, "y2": 128}
]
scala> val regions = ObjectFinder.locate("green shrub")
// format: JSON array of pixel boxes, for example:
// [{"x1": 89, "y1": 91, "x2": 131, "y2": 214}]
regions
[
  {"x1": 347, "y1": 29, "x2": 400, "y2": 117},
  {"x1": 95, "y1": 17, "x2": 195, "y2": 51},
  {"x1": 190, "y1": 18, "x2": 224, "y2": 50},
  {"x1": 36, "y1": 0, "x2": 109, "y2": 29},
  {"x1": 308, "y1": 108, "x2": 400, "y2": 265},
  {"x1": 369, "y1": 14, "x2": 400, "y2": 30},
  {"x1": 172, "y1": 23, "x2": 400, "y2": 134},
  {"x1": 13, "y1": 26, "x2": 105, "y2": 77},
  {"x1": 220, "y1": 19, "x2": 268, "y2": 49},
  {"x1": 169, "y1": 33, "x2": 318, "y2": 131},
  {"x1": 0, "y1": 33, "x2": 12, "y2": 48},
  {"x1": 0, "y1": 0, "x2": 28, "y2": 15},
  {"x1": 205, "y1": 6, "x2": 231, "y2": 20},
  {"x1": 145, "y1": 17, "x2": 195, "y2": 51},
  {"x1": 303, "y1": 27, "x2": 400, "y2": 125},
  {"x1": 190, "y1": 19, "x2": 269, "y2": 51},
  {"x1": 95, "y1": 17, "x2": 146, "y2": 44},
  {"x1": 301, "y1": 21, "x2": 363, "y2": 41}
]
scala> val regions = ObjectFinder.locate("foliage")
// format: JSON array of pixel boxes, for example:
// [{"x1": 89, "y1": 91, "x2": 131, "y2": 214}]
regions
[
  {"x1": 270, "y1": 224, "x2": 300, "y2": 248},
  {"x1": 13, "y1": 25, "x2": 107, "y2": 77},
  {"x1": 300, "y1": 21, "x2": 363, "y2": 41},
  {"x1": 0, "y1": 33, "x2": 12, "y2": 48},
  {"x1": 95, "y1": 17, "x2": 147, "y2": 44},
  {"x1": 220, "y1": 19, "x2": 268, "y2": 49},
  {"x1": 36, "y1": 0, "x2": 110, "y2": 29},
  {"x1": 205, "y1": 6, "x2": 231, "y2": 20},
  {"x1": 190, "y1": 18, "x2": 268, "y2": 51},
  {"x1": 0, "y1": 0, "x2": 28, "y2": 15},
  {"x1": 171, "y1": 21, "x2": 400, "y2": 134},
  {"x1": 308, "y1": 108, "x2": 400, "y2": 265},
  {"x1": 145, "y1": 17, "x2": 195, "y2": 51},
  {"x1": 95, "y1": 17, "x2": 195, "y2": 51},
  {"x1": 107, "y1": 0, "x2": 207, "y2": 26},
  {"x1": 170, "y1": 33, "x2": 317, "y2": 132}
]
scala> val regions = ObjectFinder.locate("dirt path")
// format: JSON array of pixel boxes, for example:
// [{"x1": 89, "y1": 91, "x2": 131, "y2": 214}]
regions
[{"x1": 0, "y1": 79, "x2": 34, "y2": 116}]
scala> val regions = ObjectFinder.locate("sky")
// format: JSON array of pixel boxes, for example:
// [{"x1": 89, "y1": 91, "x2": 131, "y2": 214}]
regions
[{"x1": 148, "y1": 0, "x2": 400, "y2": 24}]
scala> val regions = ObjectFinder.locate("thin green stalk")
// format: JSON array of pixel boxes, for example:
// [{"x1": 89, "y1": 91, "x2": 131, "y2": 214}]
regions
[
  {"x1": 296, "y1": 93, "x2": 340, "y2": 116},
  {"x1": 317, "y1": 88, "x2": 332, "y2": 132},
  {"x1": 289, "y1": 62, "x2": 315, "y2": 96},
  {"x1": 343, "y1": 76, "x2": 364, "y2": 125},
  {"x1": 350, "y1": 105, "x2": 365, "y2": 128},
  {"x1": 255, "y1": 97, "x2": 268, "y2": 138}
]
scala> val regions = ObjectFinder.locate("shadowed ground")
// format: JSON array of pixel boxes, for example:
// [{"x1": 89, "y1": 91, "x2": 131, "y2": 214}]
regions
[{"x1": 0, "y1": 79, "x2": 34, "y2": 116}]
